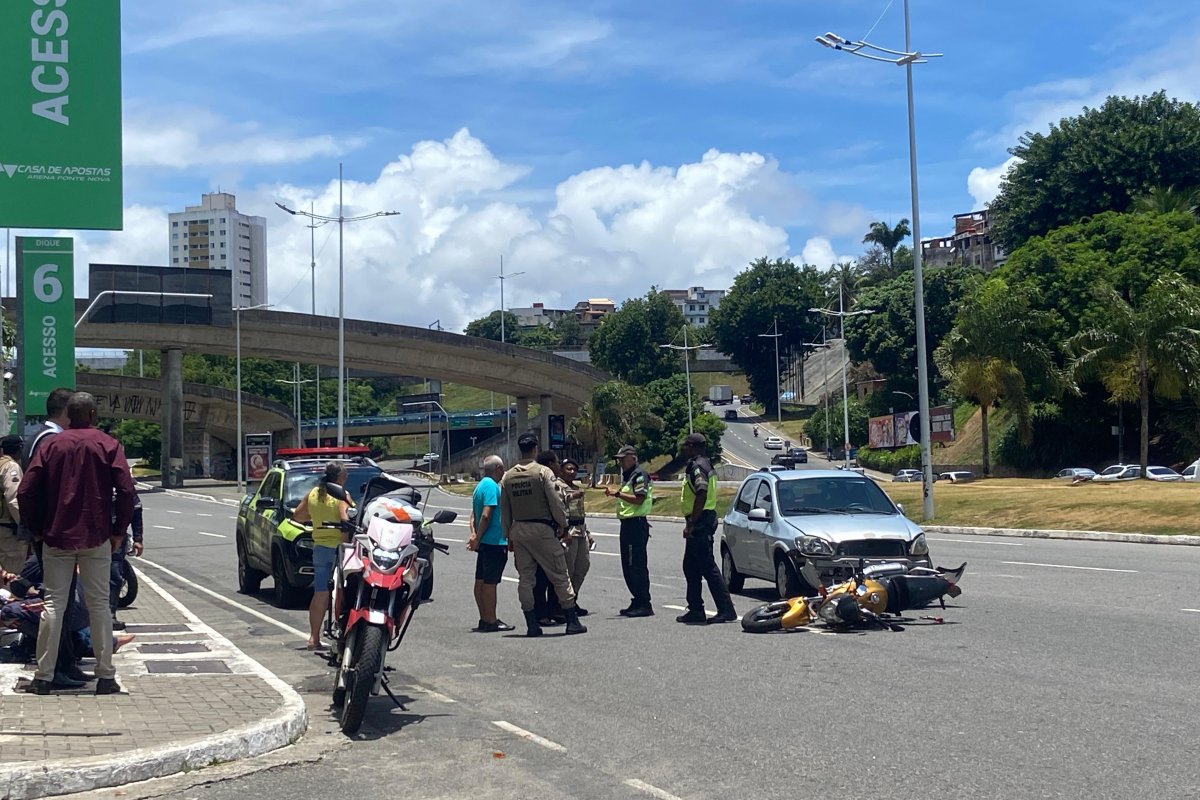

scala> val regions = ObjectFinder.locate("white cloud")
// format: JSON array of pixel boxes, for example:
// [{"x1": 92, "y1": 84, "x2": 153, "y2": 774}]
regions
[
  {"x1": 801, "y1": 237, "x2": 853, "y2": 268},
  {"x1": 124, "y1": 108, "x2": 361, "y2": 169},
  {"x1": 59, "y1": 130, "x2": 807, "y2": 332},
  {"x1": 967, "y1": 156, "x2": 1018, "y2": 208}
]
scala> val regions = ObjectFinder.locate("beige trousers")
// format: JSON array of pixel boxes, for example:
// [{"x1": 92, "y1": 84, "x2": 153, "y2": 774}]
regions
[
  {"x1": 37, "y1": 543, "x2": 116, "y2": 682},
  {"x1": 510, "y1": 521, "x2": 576, "y2": 612}
]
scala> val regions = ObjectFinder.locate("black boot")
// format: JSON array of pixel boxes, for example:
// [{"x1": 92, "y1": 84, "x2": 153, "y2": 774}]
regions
[
  {"x1": 523, "y1": 610, "x2": 543, "y2": 638},
  {"x1": 564, "y1": 606, "x2": 588, "y2": 635}
]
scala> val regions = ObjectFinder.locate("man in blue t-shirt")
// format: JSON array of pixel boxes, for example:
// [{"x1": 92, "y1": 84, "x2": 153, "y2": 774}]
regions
[{"x1": 467, "y1": 455, "x2": 514, "y2": 632}]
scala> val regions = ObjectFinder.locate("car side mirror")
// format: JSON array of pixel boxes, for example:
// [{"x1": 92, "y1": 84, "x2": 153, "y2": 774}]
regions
[
  {"x1": 748, "y1": 508, "x2": 770, "y2": 522},
  {"x1": 896, "y1": 503, "x2": 905, "y2": 515},
  {"x1": 433, "y1": 509, "x2": 457, "y2": 525}
]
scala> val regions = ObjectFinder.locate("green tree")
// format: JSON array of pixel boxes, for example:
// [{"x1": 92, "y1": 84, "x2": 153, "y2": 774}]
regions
[
  {"x1": 822, "y1": 261, "x2": 863, "y2": 308},
  {"x1": 843, "y1": 264, "x2": 976, "y2": 398},
  {"x1": 515, "y1": 324, "x2": 561, "y2": 349},
  {"x1": 587, "y1": 290, "x2": 686, "y2": 384},
  {"x1": 934, "y1": 279, "x2": 1063, "y2": 475},
  {"x1": 1131, "y1": 185, "x2": 1200, "y2": 217},
  {"x1": 806, "y1": 396, "x2": 868, "y2": 454},
  {"x1": 1069, "y1": 275, "x2": 1200, "y2": 476},
  {"x1": 862, "y1": 219, "x2": 911, "y2": 273},
  {"x1": 990, "y1": 92, "x2": 1200, "y2": 249},
  {"x1": 709, "y1": 258, "x2": 824, "y2": 416},
  {"x1": 553, "y1": 314, "x2": 583, "y2": 347},
  {"x1": 589, "y1": 380, "x2": 661, "y2": 456},
  {"x1": 637, "y1": 374, "x2": 725, "y2": 464},
  {"x1": 568, "y1": 402, "x2": 606, "y2": 484},
  {"x1": 112, "y1": 420, "x2": 161, "y2": 464},
  {"x1": 464, "y1": 310, "x2": 521, "y2": 342}
]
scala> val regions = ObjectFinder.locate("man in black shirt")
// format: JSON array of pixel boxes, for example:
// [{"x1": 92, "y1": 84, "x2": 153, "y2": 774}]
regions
[{"x1": 677, "y1": 433, "x2": 736, "y2": 625}]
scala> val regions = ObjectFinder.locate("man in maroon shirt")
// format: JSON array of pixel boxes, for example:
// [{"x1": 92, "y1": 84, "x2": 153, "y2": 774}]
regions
[{"x1": 18, "y1": 392, "x2": 137, "y2": 695}]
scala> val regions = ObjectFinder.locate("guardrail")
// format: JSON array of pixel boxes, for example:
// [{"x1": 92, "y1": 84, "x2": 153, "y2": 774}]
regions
[{"x1": 301, "y1": 408, "x2": 515, "y2": 429}]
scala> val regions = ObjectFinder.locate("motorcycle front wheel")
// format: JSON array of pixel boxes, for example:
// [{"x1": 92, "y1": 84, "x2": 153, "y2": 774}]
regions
[
  {"x1": 118, "y1": 560, "x2": 139, "y2": 608},
  {"x1": 741, "y1": 604, "x2": 787, "y2": 633},
  {"x1": 340, "y1": 624, "x2": 386, "y2": 735}
]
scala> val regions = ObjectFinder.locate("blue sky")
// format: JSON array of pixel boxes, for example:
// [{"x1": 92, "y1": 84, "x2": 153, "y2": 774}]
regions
[{"x1": 16, "y1": 0, "x2": 1200, "y2": 330}]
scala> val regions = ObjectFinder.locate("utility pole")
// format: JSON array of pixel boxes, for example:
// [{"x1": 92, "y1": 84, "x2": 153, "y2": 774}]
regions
[{"x1": 758, "y1": 318, "x2": 783, "y2": 425}]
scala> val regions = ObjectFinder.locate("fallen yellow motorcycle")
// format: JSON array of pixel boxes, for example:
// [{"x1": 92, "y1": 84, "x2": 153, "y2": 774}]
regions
[{"x1": 741, "y1": 560, "x2": 965, "y2": 633}]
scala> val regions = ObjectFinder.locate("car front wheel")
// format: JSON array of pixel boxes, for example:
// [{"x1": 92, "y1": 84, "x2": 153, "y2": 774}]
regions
[{"x1": 775, "y1": 557, "x2": 803, "y2": 599}]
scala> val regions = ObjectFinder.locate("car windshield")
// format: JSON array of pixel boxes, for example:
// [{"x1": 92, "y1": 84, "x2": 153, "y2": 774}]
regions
[
  {"x1": 286, "y1": 467, "x2": 380, "y2": 507},
  {"x1": 775, "y1": 477, "x2": 896, "y2": 516},
  {"x1": 1150, "y1": 468, "x2": 1176, "y2": 476},
  {"x1": 1100, "y1": 466, "x2": 1124, "y2": 476}
]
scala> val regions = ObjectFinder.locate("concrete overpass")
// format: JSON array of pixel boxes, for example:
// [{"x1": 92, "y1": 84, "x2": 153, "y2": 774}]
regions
[{"x1": 76, "y1": 373, "x2": 296, "y2": 479}]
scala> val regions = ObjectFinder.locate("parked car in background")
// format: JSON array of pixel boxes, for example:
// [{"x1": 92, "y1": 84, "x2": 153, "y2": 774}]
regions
[
  {"x1": 720, "y1": 468, "x2": 932, "y2": 598},
  {"x1": 1183, "y1": 460, "x2": 1200, "y2": 481},
  {"x1": 763, "y1": 436, "x2": 784, "y2": 450},
  {"x1": 1054, "y1": 468, "x2": 1097, "y2": 482},
  {"x1": 1146, "y1": 466, "x2": 1183, "y2": 482},
  {"x1": 1093, "y1": 464, "x2": 1141, "y2": 482},
  {"x1": 893, "y1": 469, "x2": 922, "y2": 482},
  {"x1": 937, "y1": 471, "x2": 977, "y2": 484}
]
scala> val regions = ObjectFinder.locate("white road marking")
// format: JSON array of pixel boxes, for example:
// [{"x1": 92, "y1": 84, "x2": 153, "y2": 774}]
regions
[
  {"x1": 491, "y1": 721, "x2": 567, "y2": 753},
  {"x1": 593, "y1": 551, "x2": 619, "y2": 558},
  {"x1": 662, "y1": 604, "x2": 714, "y2": 617},
  {"x1": 1001, "y1": 561, "x2": 1137, "y2": 574},
  {"x1": 196, "y1": 531, "x2": 226, "y2": 539},
  {"x1": 625, "y1": 779, "x2": 685, "y2": 800},
  {"x1": 501, "y1": 576, "x2": 519, "y2": 583},
  {"x1": 440, "y1": 536, "x2": 466, "y2": 544},
  {"x1": 135, "y1": 557, "x2": 309, "y2": 638},
  {"x1": 413, "y1": 685, "x2": 456, "y2": 703},
  {"x1": 931, "y1": 537, "x2": 1024, "y2": 547},
  {"x1": 153, "y1": 525, "x2": 175, "y2": 530},
  {"x1": 198, "y1": 513, "x2": 213, "y2": 517},
  {"x1": 166, "y1": 510, "x2": 182, "y2": 514},
  {"x1": 1182, "y1": 608, "x2": 1200, "y2": 614}
]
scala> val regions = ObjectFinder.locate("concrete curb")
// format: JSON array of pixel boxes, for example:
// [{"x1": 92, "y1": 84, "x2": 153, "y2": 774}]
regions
[
  {"x1": 0, "y1": 571, "x2": 309, "y2": 800},
  {"x1": 923, "y1": 525, "x2": 1200, "y2": 547}
]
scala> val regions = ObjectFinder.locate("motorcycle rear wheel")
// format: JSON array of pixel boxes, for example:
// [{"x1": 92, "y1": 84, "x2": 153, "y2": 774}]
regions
[
  {"x1": 117, "y1": 560, "x2": 139, "y2": 608},
  {"x1": 340, "y1": 625, "x2": 386, "y2": 735},
  {"x1": 741, "y1": 604, "x2": 786, "y2": 633}
]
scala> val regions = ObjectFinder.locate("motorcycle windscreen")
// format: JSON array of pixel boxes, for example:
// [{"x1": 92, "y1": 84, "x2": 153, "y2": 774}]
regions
[{"x1": 367, "y1": 516, "x2": 413, "y2": 551}]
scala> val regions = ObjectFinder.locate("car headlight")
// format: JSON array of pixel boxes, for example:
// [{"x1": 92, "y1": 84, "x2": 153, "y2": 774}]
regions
[
  {"x1": 795, "y1": 536, "x2": 834, "y2": 557},
  {"x1": 909, "y1": 533, "x2": 928, "y2": 557}
]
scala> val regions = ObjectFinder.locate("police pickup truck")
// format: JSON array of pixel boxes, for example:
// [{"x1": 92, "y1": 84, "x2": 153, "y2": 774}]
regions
[{"x1": 235, "y1": 447, "x2": 382, "y2": 607}]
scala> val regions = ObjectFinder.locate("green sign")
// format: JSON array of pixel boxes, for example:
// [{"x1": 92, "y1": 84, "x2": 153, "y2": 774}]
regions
[
  {"x1": 16, "y1": 237, "x2": 75, "y2": 423},
  {"x1": 0, "y1": 2, "x2": 122, "y2": 229}
]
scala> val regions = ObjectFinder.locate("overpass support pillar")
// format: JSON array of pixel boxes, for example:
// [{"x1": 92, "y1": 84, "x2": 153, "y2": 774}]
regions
[
  {"x1": 540, "y1": 395, "x2": 553, "y2": 451},
  {"x1": 160, "y1": 348, "x2": 185, "y2": 488}
]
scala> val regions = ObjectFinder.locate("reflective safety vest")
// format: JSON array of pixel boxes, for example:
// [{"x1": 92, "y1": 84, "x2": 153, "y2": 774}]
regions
[
  {"x1": 681, "y1": 460, "x2": 718, "y2": 514},
  {"x1": 616, "y1": 468, "x2": 653, "y2": 519}
]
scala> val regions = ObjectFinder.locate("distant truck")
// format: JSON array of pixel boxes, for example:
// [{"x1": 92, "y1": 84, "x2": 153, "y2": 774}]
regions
[{"x1": 709, "y1": 385, "x2": 733, "y2": 405}]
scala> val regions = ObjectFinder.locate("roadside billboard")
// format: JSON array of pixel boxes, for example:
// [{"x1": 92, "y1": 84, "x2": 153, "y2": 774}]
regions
[
  {"x1": 15, "y1": 237, "x2": 75, "y2": 426},
  {"x1": 0, "y1": 1, "x2": 123, "y2": 229},
  {"x1": 245, "y1": 433, "x2": 273, "y2": 481},
  {"x1": 868, "y1": 405, "x2": 956, "y2": 449}
]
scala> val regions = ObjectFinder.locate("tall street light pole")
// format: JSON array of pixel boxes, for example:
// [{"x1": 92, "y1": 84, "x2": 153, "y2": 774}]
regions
[
  {"x1": 404, "y1": 400, "x2": 452, "y2": 476},
  {"x1": 810, "y1": 288, "x2": 876, "y2": 469},
  {"x1": 758, "y1": 318, "x2": 783, "y2": 425},
  {"x1": 660, "y1": 325, "x2": 711, "y2": 434},
  {"x1": 497, "y1": 256, "x2": 525, "y2": 455},
  {"x1": 276, "y1": 165, "x2": 400, "y2": 447},
  {"x1": 276, "y1": 369, "x2": 316, "y2": 446},
  {"x1": 802, "y1": 334, "x2": 832, "y2": 455},
  {"x1": 236, "y1": 302, "x2": 273, "y2": 494},
  {"x1": 816, "y1": 4, "x2": 941, "y2": 517},
  {"x1": 307, "y1": 202, "x2": 330, "y2": 445}
]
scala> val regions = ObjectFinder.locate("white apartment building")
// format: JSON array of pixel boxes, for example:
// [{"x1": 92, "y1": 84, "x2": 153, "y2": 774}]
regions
[
  {"x1": 664, "y1": 286, "x2": 726, "y2": 326},
  {"x1": 168, "y1": 192, "x2": 267, "y2": 307}
]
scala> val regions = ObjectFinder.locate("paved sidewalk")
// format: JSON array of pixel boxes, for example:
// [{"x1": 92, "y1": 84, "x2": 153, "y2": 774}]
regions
[{"x1": 0, "y1": 568, "x2": 306, "y2": 800}]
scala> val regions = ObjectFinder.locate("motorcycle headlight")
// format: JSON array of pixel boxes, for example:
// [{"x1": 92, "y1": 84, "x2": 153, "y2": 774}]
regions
[
  {"x1": 795, "y1": 536, "x2": 834, "y2": 557},
  {"x1": 294, "y1": 537, "x2": 314, "y2": 550},
  {"x1": 909, "y1": 533, "x2": 929, "y2": 557},
  {"x1": 371, "y1": 547, "x2": 401, "y2": 570}
]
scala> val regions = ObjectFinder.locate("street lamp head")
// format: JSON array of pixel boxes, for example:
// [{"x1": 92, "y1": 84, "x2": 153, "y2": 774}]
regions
[
  {"x1": 815, "y1": 35, "x2": 837, "y2": 49},
  {"x1": 824, "y1": 32, "x2": 850, "y2": 45},
  {"x1": 275, "y1": 202, "x2": 296, "y2": 215}
]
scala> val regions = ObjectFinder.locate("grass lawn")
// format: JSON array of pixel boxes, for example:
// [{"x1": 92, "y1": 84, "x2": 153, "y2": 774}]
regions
[
  {"x1": 883, "y1": 478, "x2": 1200, "y2": 535},
  {"x1": 444, "y1": 483, "x2": 739, "y2": 518}
]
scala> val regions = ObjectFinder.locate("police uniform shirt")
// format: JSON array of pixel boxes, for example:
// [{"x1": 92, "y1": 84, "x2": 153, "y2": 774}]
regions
[
  {"x1": 683, "y1": 455, "x2": 716, "y2": 514},
  {"x1": 500, "y1": 460, "x2": 568, "y2": 533}
]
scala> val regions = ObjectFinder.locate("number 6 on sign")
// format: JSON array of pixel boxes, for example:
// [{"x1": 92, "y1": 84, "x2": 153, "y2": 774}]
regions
[{"x1": 33, "y1": 263, "x2": 63, "y2": 303}]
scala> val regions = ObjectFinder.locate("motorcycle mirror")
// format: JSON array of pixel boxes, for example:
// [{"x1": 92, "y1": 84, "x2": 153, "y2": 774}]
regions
[
  {"x1": 800, "y1": 559, "x2": 821, "y2": 591},
  {"x1": 325, "y1": 483, "x2": 348, "y2": 501},
  {"x1": 433, "y1": 509, "x2": 457, "y2": 525},
  {"x1": 346, "y1": 507, "x2": 359, "y2": 520}
]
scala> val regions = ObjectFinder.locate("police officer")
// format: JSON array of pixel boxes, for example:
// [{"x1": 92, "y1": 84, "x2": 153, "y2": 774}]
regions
[
  {"x1": 605, "y1": 444, "x2": 654, "y2": 617},
  {"x1": 500, "y1": 432, "x2": 586, "y2": 637},
  {"x1": 677, "y1": 433, "x2": 737, "y2": 624},
  {"x1": 0, "y1": 436, "x2": 26, "y2": 572}
]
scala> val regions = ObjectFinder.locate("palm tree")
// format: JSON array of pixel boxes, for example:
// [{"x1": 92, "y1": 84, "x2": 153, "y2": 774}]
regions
[
  {"x1": 1131, "y1": 186, "x2": 1200, "y2": 217},
  {"x1": 568, "y1": 402, "x2": 606, "y2": 486},
  {"x1": 862, "y1": 219, "x2": 912, "y2": 273},
  {"x1": 822, "y1": 261, "x2": 862, "y2": 309},
  {"x1": 934, "y1": 279, "x2": 1062, "y2": 475},
  {"x1": 1070, "y1": 275, "x2": 1200, "y2": 476}
]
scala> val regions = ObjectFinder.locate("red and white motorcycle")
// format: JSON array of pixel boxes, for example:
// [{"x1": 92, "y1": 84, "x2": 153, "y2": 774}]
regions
[{"x1": 324, "y1": 476, "x2": 454, "y2": 735}]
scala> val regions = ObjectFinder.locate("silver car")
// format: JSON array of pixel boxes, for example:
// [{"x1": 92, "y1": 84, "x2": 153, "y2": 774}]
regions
[{"x1": 720, "y1": 469, "x2": 932, "y2": 598}]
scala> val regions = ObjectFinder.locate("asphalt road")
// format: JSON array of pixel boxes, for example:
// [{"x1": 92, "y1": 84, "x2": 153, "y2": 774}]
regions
[
  {"x1": 120, "y1": 486, "x2": 1200, "y2": 800},
  {"x1": 714, "y1": 402, "x2": 830, "y2": 472}
]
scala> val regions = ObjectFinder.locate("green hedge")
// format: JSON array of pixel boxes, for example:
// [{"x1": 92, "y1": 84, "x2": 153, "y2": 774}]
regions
[{"x1": 858, "y1": 444, "x2": 922, "y2": 472}]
